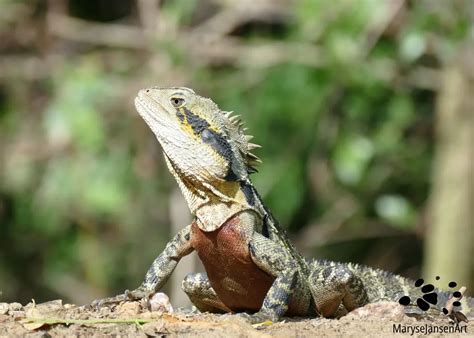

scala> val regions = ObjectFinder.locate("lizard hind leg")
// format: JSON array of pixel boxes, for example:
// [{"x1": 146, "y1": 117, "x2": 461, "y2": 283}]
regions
[
  {"x1": 309, "y1": 263, "x2": 369, "y2": 318},
  {"x1": 182, "y1": 272, "x2": 231, "y2": 313}
]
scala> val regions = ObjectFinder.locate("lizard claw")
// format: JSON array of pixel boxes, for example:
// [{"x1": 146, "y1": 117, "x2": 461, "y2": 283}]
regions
[
  {"x1": 90, "y1": 288, "x2": 154, "y2": 310},
  {"x1": 90, "y1": 292, "x2": 128, "y2": 310},
  {"x1": 237, "y1": 311, "x2": 277, "y2": 325}
]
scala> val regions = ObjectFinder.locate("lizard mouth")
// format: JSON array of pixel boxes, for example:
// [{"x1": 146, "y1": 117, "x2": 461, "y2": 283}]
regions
[{"x1": 134, "y1": 94, "x2": 172, "y2": 129}]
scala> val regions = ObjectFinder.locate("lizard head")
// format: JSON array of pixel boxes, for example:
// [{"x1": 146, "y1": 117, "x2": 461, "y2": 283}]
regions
[{"x1": 134, "y1": 87, "x2": 261, "y2": 185}]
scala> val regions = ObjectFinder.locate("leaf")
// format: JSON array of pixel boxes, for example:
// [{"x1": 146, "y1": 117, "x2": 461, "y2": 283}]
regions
[
  {"x1": 375, "y1": 194, "x2": 416, "y2": 229},
  {"x1": 21, "y1": 319, "x2": 47, "y2": 331},
  {"x1": 333, "y1": 135, "x2": 374, "y2": 185},
  {"x1": 25, "y1": 308, "x2": 44, "y2": 319},
  {"x1": 252, "y1": 320, "x2": 273, "y2": 329}
]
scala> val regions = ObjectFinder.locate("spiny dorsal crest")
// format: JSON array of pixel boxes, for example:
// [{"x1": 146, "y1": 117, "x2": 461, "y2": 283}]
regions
[{"x1": 222, "y1": 110, "x2": 262, "y2": 174}]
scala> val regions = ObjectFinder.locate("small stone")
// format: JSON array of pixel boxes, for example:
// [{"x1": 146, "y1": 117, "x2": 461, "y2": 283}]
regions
[
  {"x1": 142, "y1": 320, "x2": 166, "y2": 336},
  {"x1": 149, "y1": 292, "x2": 173, "y2": 313},
  {"x1": 0, "y1": 303, "x2": 8, "y2": 315},
  {"x1": 35, "y1": 299, "x2": 63, "y2": 313},
  {"x1": 117, "y1": 301, "x2": 141, "y2": 317},
  {"x1": 8, "y1": 302, "x2": 23, "y2": 311},
  {"x1": 9, "y1": 310, "x2": 25, "y2": 319},
  {"x1": 345, "y1": 301, "x2": 405, "y2": 322}
]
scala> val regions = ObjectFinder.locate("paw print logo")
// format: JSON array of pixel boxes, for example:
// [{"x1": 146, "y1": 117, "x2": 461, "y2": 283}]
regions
[
  {"x1": 398, "y1": 276, "x2": 468, "y2": 323},
  {"x1": 398, "y1": 278, "x2": 439, "y2": 311}
]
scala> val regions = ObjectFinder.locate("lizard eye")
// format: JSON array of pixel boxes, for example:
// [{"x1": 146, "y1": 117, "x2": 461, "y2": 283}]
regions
[
  {"x1": 202, "y1": 129, "x2": 216, "y2": 144},
  {"x1": 170, "y1": 97, "x2": 185, "y2": 108}
]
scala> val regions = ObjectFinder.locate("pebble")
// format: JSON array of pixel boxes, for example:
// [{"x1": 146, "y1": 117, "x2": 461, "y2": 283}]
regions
[
  {"x1": 344, "y1": 301, "x2": 406, "y2": 322},
  {"x1": 0, "y1": 303, "x2": 8, "y2": 315},
  {"x1": 117, "y1": 301, "x2": 141, "y2": 317},
  {"x1": 149, "y1": 292, "x2": 173, "y2": 313},
  {"x1": 8, "y1": 303, "x2": 22, "y2": 311},
  {"x1": 9, "y1": 310, "x2": 25, "y2": 319}
]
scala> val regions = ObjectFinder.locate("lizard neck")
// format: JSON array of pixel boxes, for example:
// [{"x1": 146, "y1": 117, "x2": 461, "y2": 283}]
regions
[{"x1": 164, "y1": 153, "x2": 261, "y2": 231}]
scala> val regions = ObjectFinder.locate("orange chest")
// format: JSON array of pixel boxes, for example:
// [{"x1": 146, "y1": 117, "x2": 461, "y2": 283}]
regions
[{"x1": 191, "y1": 216, "x2": 275, "y2": 312}]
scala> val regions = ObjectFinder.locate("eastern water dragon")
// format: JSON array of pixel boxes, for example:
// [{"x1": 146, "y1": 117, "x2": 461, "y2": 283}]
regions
[{"x1": 93, "y1": 87, "x2": 472, "y2": 323}]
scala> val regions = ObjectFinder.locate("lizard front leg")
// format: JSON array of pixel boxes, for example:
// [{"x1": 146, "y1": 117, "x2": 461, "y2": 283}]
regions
[
  {"x1": 92, "y1": 224, "x2": 194, "y2": 307},
  {"x1": 243, "y1": 233, "x2": 300, "y2": 323}
]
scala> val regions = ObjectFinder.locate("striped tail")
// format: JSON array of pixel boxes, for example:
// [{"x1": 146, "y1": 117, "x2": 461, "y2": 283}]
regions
[{"x1": 346, "y1": 262, "x2": 474, "y2": 319}]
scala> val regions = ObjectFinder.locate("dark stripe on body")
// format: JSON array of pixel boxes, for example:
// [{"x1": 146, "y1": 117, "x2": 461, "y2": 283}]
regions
[
  {"x1": 176, "y1": 109, "x2": 185, "y2": 122},
  {"x1": 240, "y1": 181, "x2": 255, "y2": 206},
  {"x1": 183, "y1": 108, "x2": 241, "y2": 181},
  {"x1": 253, "y1": 188, "x2": 309, "y2": 277},
  {"x1": 184, "y1": 108, "x2": 209, "y2": 134},
  {"x1": 262, "y1": 214, "x2": 270, "y2": 238}
]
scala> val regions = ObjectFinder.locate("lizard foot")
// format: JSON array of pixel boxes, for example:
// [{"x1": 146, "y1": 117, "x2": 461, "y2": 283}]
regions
[
  {"x1": 90, "y1": 287, "x2": 154, "y2": 310},
  {"x1": 237, "y1": 311, "x2": 278, "y2": 325}
]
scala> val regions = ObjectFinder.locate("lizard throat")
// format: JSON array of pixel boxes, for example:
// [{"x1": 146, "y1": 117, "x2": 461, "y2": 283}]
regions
[{"x1": 164, "y1": 153, "x2": 260, "y2": 232}]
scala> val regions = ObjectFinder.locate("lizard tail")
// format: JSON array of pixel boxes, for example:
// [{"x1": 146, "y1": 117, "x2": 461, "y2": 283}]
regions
[{"x1": 346, "y1": 263, "x2": 474, "y2": 318}]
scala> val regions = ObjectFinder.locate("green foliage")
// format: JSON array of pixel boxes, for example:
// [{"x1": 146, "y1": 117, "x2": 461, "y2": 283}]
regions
[{"x1": 0, "y1": 0, "x2": 470, "y2": 303}]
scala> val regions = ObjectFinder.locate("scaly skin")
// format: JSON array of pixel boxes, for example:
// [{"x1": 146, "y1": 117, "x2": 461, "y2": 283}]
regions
[{"x1": 92, "y1": 87, "x2": 473, "y2": 323}]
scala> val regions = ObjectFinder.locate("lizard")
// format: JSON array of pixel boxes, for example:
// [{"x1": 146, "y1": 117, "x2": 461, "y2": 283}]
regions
[{"x1": 93, "y1": 86, "x2": 473, "y2": 323}]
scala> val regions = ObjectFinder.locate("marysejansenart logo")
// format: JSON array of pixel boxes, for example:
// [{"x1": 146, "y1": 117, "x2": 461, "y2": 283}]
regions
[{"x1": 398, "y1": 276, "x2": 468, "y2": 323}]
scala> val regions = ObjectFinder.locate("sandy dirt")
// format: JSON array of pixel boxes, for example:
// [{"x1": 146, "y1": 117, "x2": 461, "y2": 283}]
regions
[{"x1": 0, "y1": 300, "x2": 471, "y2": 337}]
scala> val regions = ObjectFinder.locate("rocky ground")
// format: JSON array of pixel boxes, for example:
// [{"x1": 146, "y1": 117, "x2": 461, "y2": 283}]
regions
[{"x1": 0, "y1": 300, "x2": 471, "y2": 337}]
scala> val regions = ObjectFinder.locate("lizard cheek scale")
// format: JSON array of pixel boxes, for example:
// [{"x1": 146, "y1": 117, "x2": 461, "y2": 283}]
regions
[{"x1": 92, "y1": 87, "x2": 474, "y2": 324}]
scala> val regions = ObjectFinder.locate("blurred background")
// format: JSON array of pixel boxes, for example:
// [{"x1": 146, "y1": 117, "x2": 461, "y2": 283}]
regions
[{"x1": 0, "y1": 0, "x2": 472, "y2": 307}]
